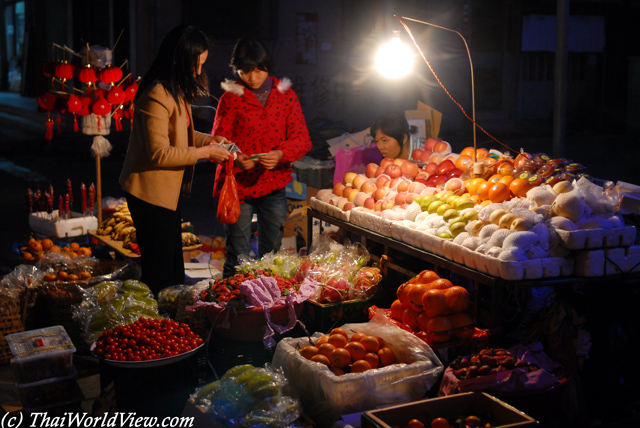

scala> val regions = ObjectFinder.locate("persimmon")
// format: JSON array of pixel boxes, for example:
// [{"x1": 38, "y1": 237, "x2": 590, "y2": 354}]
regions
[
  {"x1": 351, "y1": 359, "x2": 372, "y2": 373},
  {"x1": 377, "y1": 346, "x2": 396, "y2": 366},
  {"x1": 364, "y1": 352, "x2": 380, "y2": 369},
  {"x1": 422, "y1": 289, "x2": 448, "y2": 318},
  {"x1": 390, "y1": 299, "x2": 405, "y2": 321},
  {"x1": 344, "y1": 341, "x2": 366, "y2": 362},
  {"x1": 310, "y1": 354, "x2": 331, "y2": 366},
  {"x1": 445, "y1": 286, "x2": 471, "y2": 314},
  {"x1": 299, "y1": 345, "x2": 318, "y2": 360},
  {"x1": 317, "y1": 343, "x2": 336, "y2": 358},
  {"x1": 360, "y1": 335, "x2": 380, "y2": 353},
  {"x1": 330, "y1": 348, "x2": 351, "y2": 368}
]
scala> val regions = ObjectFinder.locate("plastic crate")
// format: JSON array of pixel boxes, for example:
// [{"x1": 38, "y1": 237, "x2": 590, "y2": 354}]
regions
[
  {"x1": 206, "y1": 331, "x2": 276, "y2": 378},
  {"x1": 6, "y1": 325, "x2": 76, "y2": 383},
  {"x1": 100, "y1": 345, "x2": 213, "y2": 417},
  {"x1": 301, "y1": 296, "x2": 377, "y2": 334},
  {"x1": 17, "y1": 371, "x2": 83, "y2": 409}
]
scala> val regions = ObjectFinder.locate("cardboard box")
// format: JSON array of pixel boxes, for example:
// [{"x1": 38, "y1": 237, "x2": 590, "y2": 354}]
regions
[
  {"x1": 29, "y1": 212, "x2": 98, "y2": 238},
  {"x1": 361, "y1": 392, "x2": 538, "y2": 428}
]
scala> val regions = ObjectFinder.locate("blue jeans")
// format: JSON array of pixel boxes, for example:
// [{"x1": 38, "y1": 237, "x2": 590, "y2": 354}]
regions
[{"x1": 223, "y1": 188, "x2": 287, "y2": 278}]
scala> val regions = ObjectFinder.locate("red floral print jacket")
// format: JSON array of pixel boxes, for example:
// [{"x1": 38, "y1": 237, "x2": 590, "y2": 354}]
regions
[{"x1": 212, "y1": 76, "x2": 312, "y2": 201}]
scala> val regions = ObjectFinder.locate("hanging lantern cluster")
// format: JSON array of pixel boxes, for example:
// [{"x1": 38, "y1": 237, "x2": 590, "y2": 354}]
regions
[{"x1": 37, "y1": 42, "x2": 139, "y2": 140}]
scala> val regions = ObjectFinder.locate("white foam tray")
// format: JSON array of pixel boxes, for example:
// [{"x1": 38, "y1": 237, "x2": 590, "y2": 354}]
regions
[
  {"x1": 29, "y1": 211, "x2": 98, "y2": 238},
  {"x1": 574, "y1": 245, "x2": 640, "y2": 276},
  {"x1": 556, "y1": 226, "x2": 636, "y2": 250}
]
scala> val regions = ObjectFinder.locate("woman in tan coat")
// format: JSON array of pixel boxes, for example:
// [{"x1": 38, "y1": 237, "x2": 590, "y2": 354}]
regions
[{"x1": 120, "y1": 25, "x2": 230, "y2": 293}]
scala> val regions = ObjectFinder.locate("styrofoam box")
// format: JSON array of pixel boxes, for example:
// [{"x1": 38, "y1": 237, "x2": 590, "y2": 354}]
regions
[
  {"x1": 555, "y1": 226, "x2": 636, "y2": 250},
  {"x1": 29, "y1": 211, "x2": 98, "y2": 238},
  {"x1": 7, "y1": 325, "x2": 76, "y2": 384},
  {"x1": 361, "y1": 392, "x2": 537, "y2": 428},
  {"x1": 574, "y1": 245, "x2": 640, "y2": 276}
]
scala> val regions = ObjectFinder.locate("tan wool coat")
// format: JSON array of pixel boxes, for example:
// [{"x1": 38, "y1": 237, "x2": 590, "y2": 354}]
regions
[{"x1": 119, "y1": 83, "x2": 210, "y2": 211}]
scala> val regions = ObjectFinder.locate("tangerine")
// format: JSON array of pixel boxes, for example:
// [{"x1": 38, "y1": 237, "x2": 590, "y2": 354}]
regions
[
  {"x1": 431, "y1": 417, "x2": 451, "y2": 428},
  {"x1": 445, "y1": 286, "x2": 471, "y2": 314},
  {"x1": 475, "y1": 148, "x2": 489, "y2": 161},
  {"x1": 426, "y1": 316, "x2": 453, "y2": 343},
  {"x1": 330, "y1": 327, "x2": 349, "y2": 339},
  {"x1": 351, "y1": 359, "x2": 372, "y2": 373},
  {"x1": 417, "y1": 312, "x2": 432, "y2": 332},
  {"x1": 377, "y1": 346, "x2": 396, "y2": 366},
  {"x1": 397, "y1": 282, "x2": 414, "y2": 308},
  {"x1": 70, "y1": 242, "x2": 80, "y2": 252},
  {"x1": 390, "y1": 299, "x2": 405, "y2": 321},
  {"x1": 68, "y1": 274, "x2": 79, "y2": 282},
  {"x1": 328, "y1": 333, "x2": 348, "y2": 349},
  {"x1": 425, "y1": 278, "x2": 453, "y2": 291},
  {"x1": 364, "y1": 352, "x2": 380, "y2": 369},
  {"x1": 310, "y1": 354, "x2": 331, "y2": 366},
  {"x1": 509, "y1": 177, "x2": 533, "y2": 198},
  {"x1": 422, "y1": 289, "x2": 449, "y2": 318},
  {"x1": 417, "y1": 270, "x2": 440, "y2": 284},
  {"x1": 330, "y1": 366, "x2": 345, "y2": 376},
  {"x1": 476, "y1": 180, "x2": 492, "y2": 201},
  {"x1": 317, "y1": 343, "x2": 336, "y2": 358},
  {"x1": 488, "y1": 182, "x2": 510, "y2": 203},
  {"x1": 449, "y1": 312, "x2": 475, "y2": 340},
  {"x1": 497, "y1": 161, "x2": 515, "y2": 176},
  {"x1": 299, "y1": 345, "x2": 319, "y2": 360},
  {"x1": 360, "y1": 335, "x2": 380, "y2": 353},
  {"x1": 402, "y1": 307, "x2": 421, "y2": 331},
  {"x1": 41, "y1": 238, "x2": 54, "y2": 250},
  {"x1": 350, "y1": 332, "x2": 367, "y2": 343},
  {"x1": 455, "y1": 155, "x2": 473, "y2": 171},
  {"x1": 344, "y1": 341, "x2": 367, "y2": 362},
  {"x1": 329, "y1": 348, "x2": 351, "y2": 368},
  {"x1": 315, "y1": 334, "x2": 330, "y2": 346},
  {"x1": 407, "y1": 283, "x2": 429, "y2": 312},
  {"x1": 407, "y1": 419, "x2": 425, "y2": 428},
  {"x1": 460, "y1": 146, "x2": 476, "y2": 158}
]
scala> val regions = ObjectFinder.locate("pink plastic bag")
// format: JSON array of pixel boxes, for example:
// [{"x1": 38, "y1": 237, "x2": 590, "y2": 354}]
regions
[{"x1": 333, "y1": 143, "x2": 382, "y2": 185}]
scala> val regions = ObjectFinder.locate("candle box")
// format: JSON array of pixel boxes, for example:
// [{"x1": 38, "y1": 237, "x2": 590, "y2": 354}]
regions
[{"x1": 29, "y1": 211, "x2": 98, "y2": 238}]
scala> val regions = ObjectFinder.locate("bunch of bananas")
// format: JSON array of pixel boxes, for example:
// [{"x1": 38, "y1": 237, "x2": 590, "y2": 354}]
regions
[
  {"x1": 96, "y1": 203, "x2": 137, "y2": 249},
  {"x1": 181, "y1": 231, "x2": 201, "y2": 247}
]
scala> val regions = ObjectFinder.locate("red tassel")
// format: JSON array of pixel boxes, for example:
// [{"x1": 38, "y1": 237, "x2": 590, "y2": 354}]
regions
[
  {"x1": 115, "y1": 118, "x2": 122, "y2": 131},
  {"x1": 56, "y1": 115, "x2": 62, "y2": 134},
  {"x1": 45, "y1": 119, "x2": 54, "y2": 140},
  {"x1": 96, "y1": 116, "x2": 102, "y2": 133},
  {"x1": 73, "y1": 115, "x2": 79, "y2": 132}
]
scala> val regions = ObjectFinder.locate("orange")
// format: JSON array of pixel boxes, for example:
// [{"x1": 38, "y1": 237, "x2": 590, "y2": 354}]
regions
[
  {"x1": 426, "y1": 316, "x2": 453, "y2": 343},
  {"x1": 329, "y1": 348, "x2": 351, "y2": 368},
  {"x1": 349, "y1": 332, "x2": 366, "y2": 343},
  {"x1": 417, "y1": 312, "x2": 432, "y2": 332},
  {"x1": 417, "y1": 270, "x2": 439, "y2": 284},
  {"x1": 475, "y1": 148, "x2": 489, "y2": 161},
  {"x1": 315, "y1": 334, "x2": 330, "y2": 347},
  {"x1": 377, "y1": 346, "x2": 396, "y2": 366},
  {"x1": 389, "y1": 299, "x2": 405, "y2": 321},
  {"x1": 402, "y1": 307, "x2": 421, "y2": 331},
  {"x1": 431, "y1": 417, "x2": 451, "y2": 428},
  {"x1": 364, "y1": 352, "x2": 380, "y2": 369},
  {"x1": 317, "y1": 343, "x2": 336, "y2": 358},
  {"x1": 330, "y1": 366, "x2": 345, "y2": 376},
  {"x1": 360, "y1": 335, "x2": 380, "y2": 353},
  {"x1": 488, "y1": 174, "x2": 502, "y2": 183},
  {"x1": 41, "y1": 238, "x2": 54, "y2": 250},
  {"x1": 375, "y1": 336, "x2": 386, "y2": 349},
  {"x1": 488, "y1": 182, "x2": 511, "y2": 203},
  {"x1": 424, "y1": 278, "x2": 453, "y2": 291},
  {"x1": 422, "y1": 289, "x2": 449, "y2": 318},
  {"x1": 49, "y1": 245, "x2": 62, "y2": 253},
  {"x1": 460, "y1": 146, "x2": 476, "y2": 158},
  {"x1": 330, "y1": 327, "x2": 349, "y2": 340},
  {"x1": 445, "y1": 286, "x2": 471, "y2": 314},
  {"x1": 344, "y1": 341, "x2": 367, "y2": 362},
  {"x1": 299, "y1": 345, "x2": 318, "y2": 360},
  {"x1": 497, "y1": 160, "x2": 515, "y2": 176},
  {"x1": 509, "y1": 177, "x2": 533, "y2": 198},
  {"x1": 327, "y1": 333, "x2": 348, "y2": 349},
  {"x1": 310, "y1": 354, "x2": 331, "y2": 366},
  {"x1": 396, "y1": 282, "x2": 414, "y2": 308},
  {"x1": 68, "y1": 274, "x2": 79, "y2": 282},
  {"x1": 77, "y1": 247, "x2": 92, "y2": 257},
  {"x1": 56, "y1": 271, "x2": 69, "y2": 281},
  {"x1": 407, "y1": 283, "x2": 429, "y2": 312},
  {"x1": 351, "y1": 359, "x2": 372, "y2": 373},
  {"x1": 407, "y1": 420, "x2": 425, "y2": 428},
  {"x1": 455, "y1": 155, "x2": 473, "y2": 171},
  {"x1": 464, "y1": 177, "x2": 485, "y2": 196},
  {"x1": 498, "y1": 174, "x2": 515, "y2": 186},
  {"x1": 70, "y1": 242, "x2": 80, "y2": 252},
  {"x1": 476, "y1": 180, "x2": 492, "y2": 201},
  {"x1": 449, "y1": 312, "x2": 475, "y2": 340}
]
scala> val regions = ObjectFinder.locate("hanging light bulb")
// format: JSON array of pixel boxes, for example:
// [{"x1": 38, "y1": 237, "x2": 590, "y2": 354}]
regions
[{"x1": 375, "y1": 31, "x2": 414, "y2": 79}]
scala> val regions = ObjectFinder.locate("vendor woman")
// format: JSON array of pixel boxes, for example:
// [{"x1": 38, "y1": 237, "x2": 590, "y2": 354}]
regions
[{"x1": 370, "y1": 112, "x2": 415, "y2": 159}]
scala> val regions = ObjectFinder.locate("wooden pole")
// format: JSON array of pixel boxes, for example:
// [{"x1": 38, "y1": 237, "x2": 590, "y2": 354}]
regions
[{"x1": 96, "y1": 154, "x2": 103, "y2": 224}]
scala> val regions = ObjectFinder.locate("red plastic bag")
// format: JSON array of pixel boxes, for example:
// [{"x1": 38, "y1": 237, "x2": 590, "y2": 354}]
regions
[{"x1": 217, "y1": 157, "x2": 241, "y2": 224}]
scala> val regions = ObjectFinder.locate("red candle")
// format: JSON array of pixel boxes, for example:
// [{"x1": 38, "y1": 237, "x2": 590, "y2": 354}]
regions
[
  {"x1": 59, "y1": 195, "x2": 64, "y2": 218},
  {"x1": 67, "y1": 179, "x2": 73, "y2": 209},
  {"x1": 65, "y1": 193, "x2": 70, "y2": 218},
  {"x1": 89, "y1": 183, "x2": 95, "y2": 213},
  {"x1": 27, "y1": 188, "x2": 33, "y2": 214},
  {"x1": 81, "y1": 183, "x2": 87, "y2": 213}
]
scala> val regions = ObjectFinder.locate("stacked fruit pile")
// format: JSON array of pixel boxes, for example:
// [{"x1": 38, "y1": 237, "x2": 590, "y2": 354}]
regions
[{"x1": 18, "y1": 238, "x2": 92, "y2": 262}]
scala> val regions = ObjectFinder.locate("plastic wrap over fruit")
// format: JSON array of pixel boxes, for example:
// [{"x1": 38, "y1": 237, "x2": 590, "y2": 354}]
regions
[{"x1": 189, "y1": 364, "x2": 302, "y2": 428}]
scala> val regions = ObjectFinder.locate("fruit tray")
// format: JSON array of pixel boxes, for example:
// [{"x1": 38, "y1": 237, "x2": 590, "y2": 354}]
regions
[
  {"x1": 574, "y1": 245, "x2": 640, "y2": 276},
  {"x1": 349, "y1": 208, "x2": 393, "y2": 236},
  {"x1": 309, "y1": 197, "x2": 350, "y2": 222},
  {"x1": 555, "y1": 225, "x2": 636, "y2": 250}
]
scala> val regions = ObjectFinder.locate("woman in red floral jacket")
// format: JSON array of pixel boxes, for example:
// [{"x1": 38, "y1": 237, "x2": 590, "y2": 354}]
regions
[{"x1": 212, "y1": 37, "x2": 312, "y2": 277}]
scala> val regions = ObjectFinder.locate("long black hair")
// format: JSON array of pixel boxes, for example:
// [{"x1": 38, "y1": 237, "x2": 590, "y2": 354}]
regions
[
  {"x1": 229, "y1": 37, "x2": 273, "y2": 75},
  {"x1": 371, "y1": 112, "x2": 413, "y2": 148},
  {"x1": 135, "y1": 24, "x2": 209, "y2": 107}
]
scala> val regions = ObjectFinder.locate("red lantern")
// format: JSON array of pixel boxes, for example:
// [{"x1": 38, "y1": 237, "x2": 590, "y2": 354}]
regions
[
  {"x1": 54, "y1": 61, "x2": 75, "y2": 82},
  {"x1": 91, "y1": 97, "x2": 112, "y2": 133},
  {"x1": 112, "y1": 106, "x2": 123, "y2": 131},
  {"x1": 37, "y1": 93, "x2": 57, "y2": 112},
  {"x1": 98, "y1": 65, "x2": 123, "y2": 86},
  {"x1": 124, "y1": 82, "x2": 139, "y2": 102},
  {"x1": 42, "y1": 61, "x2": 56, "y2": 77},
  {"x1": 106, "y1": 85, "x2": 126, "y2": 105},
  {"x1": 78, "y1": 64, "x2": 98, "y2": 86},
  {"x1": 67, "y1": 94, "x2": 82, "y2": 132},
  {"x1": 77, "y1": 96, "x2": 92, "y2": 116}
]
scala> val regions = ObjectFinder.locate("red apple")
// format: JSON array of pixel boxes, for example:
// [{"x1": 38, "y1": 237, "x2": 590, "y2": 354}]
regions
[
  {"x1": 424, "y1": 137, "x2": 440, "y2": 151},
  {"x1": 405, "y1": 193, "x2": 419, "y2": 204},
  {"x1": 373, "y1": 187, "x2": 389, "y2": 201},
  {"x1": 381, "y1": 199, "x2": 395, "y2": 210},
  {"x1": 342, "y1": 185, "x2": 353, "y2": 198},
  {"x1": 395, "y1": 192, "x2": 407, "y2": 205},
  {"x1": 437, "y1": 159, "x2": 456, "y2": 176},
  {"x1": 425, "y1": 162, "x2": 439, "y2": 176},
  {"x1": 361, "y1": 181, "x2": 376, "y2": 194},
  {"x1": 375, "y1": 174, "x2": 390, "y2": 188},
  {"x1": 432, "y1": 175, "x2": 447, "y2": 187},
  {"x1": 433, "y1": 140, "x2": 451, "y2": 153},
  {"x1": 446, "y1": 168, "x2": 463, "y2": 179},
  {"x1": 380, "y1": 157, "x2": 395, "y2": 168},
  {"x1": 393, "y1": 158, "x2": 405, "y2": 166},
  {"x1": 400, "y1": 160, "x2": 420, "y2": 178},
  {"x1": 364, "y1": 197, "x2": 375, "y2": 210},
  {"x1": 375, "y1": 166, "x2": 387, "y2": 177},
  {"x1": 384, "y1": 164, "x2": 402, "y2": 179},
  {"x1": 344, "y1": 172, "x2": 357, "y2": 185},
  {"x1": 365, "y1": 163, "x2": 379, "y2": 178},
  {"x1": 419, "y1": 150, "x2": 433, "y2": 163},
  {"x1": 412, "y1": 148, "x2": 425, "y2": 161},
  {"x1": 426, "y1": 175, "x2": 440, "y2": 187},
  {"x1": 333, "y1": 182, "x2": 345, "y2": 196}
]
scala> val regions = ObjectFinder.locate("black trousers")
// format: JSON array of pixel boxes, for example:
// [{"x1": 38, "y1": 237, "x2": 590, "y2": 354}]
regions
[{"x1": 125, "y1": 192, "x2": 185, "y2": 295}]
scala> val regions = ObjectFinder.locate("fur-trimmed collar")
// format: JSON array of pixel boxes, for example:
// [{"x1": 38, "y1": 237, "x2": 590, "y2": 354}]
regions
[{"x1": 220, "y1": 77, "x2": 292, "y2": 97}]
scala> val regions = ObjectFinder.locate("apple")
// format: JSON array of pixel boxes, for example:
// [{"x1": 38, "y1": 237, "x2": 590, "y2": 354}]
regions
[
  {"x1": 426, "y1": 175, "x2": 440, "y2": 187},
  {"x1": 408, "y1": 181, "x2": 428, "y2": 195},
  {"x1": 429, "y1": 152, "x2": 445, "y2": 165},
  {"x1": 432, "y1": 175, "x2": 447, "y2": 187},
  {"x1": 405, "y1": 193, "x2": 419, "y2": 204},
  {"x1": 415, "y1": 171, "x2": 429, "y2": 182},
  {"x1": 375, "y1": 174, "x2": 390, "y2": 188},
  {"x1": 384, "y1": 164, "x2": 402, "y2": 179},
  {"x1": 342, "y1": 202, "x2": 355, "y2": 211},
  {"x1": 373, "y1": 187, "x2": 389, "y2": 201},
  {"x1": 344, "y1": 172, "x2": 357, "y2": 185},
  {"x1": 374, "y1": 200, "x2": 384, "y2": 211},
  {"x1": 393, "y1": 158, "x2": 405, "y2": 166},
  {"x1": 425, "y1": 137, "x2": 440, "y2": 152},
  {"x1": 365, "y1": 163, "x2": 379, "y2": 178},
  {"x1": 381, "y1": 198, "x2": 395, "y2": 210},
  {"x1": 352, "y1": 174, "x2": 368, "y2": 190},
  {"x1": 375, "y1": 166, "x2": 387, "y2": 177},
  {"x1": 395, "y1": 192, "x2": 407, "y2": 205},
  {"x1": 380, "y1": 157, "x2": 395, "y2": 168},
  {"x1": 433, "y1": 140, "x2": 451, "y2": 153},
  {"x1": 364, "y1": 197, "x2": 375, "y2": 210},
  {"x1": 437, "y1": 159, "x2": 456, "y2": 176},
  {"x1": 446, "y1": 168, "x2": 463, "y2": 179},
  {"x1": 353, "y1": 192, "x2": 369, "y2": 207},
  {"x1": 419, "y1": 150, "x2": 432, "y2": 163},
  {"x1": 333, "y1": 182, "x2": 345, "y2": 196},
  {"x1": 360, "y1": 181, "x2": 376, "y2": 194},
  {"x1": 425, "y1": 162, "x2": 439, "y2": 176},
  {"x1": 400, "y1": 160, "x2": 420, "y2": 178},
  {"x1": 412, "y1": 148, "x2": 425, "y2": 161},
  {"x1": 342, "y1": 185, "x2": 353, "y2": 198},
  {"x1": 392, "y1": 177, "x2": 410, "y2": 193},
  {"x1": 337, "y1": 198, "x2": 349, "y2": 209},
  {"x1": 348, "y1": 188, "x2": 360, "y2": 202}
]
